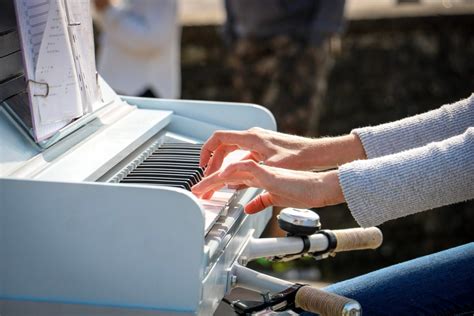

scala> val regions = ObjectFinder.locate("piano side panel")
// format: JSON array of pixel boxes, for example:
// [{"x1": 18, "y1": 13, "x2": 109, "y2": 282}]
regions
[
  {"x1": 0, "y1": 179, "x2": 205, "y2": 313},
  {"x1": 0, "y1": 300, "x2": 188, "y2": 316},
  {"x1": 122, "y1": 97, "x2": 277, "y2": 140}
]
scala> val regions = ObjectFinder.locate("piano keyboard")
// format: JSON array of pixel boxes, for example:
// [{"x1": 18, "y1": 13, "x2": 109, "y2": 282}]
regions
[
  {"x1": 112, "y1": 140, "x2": 238, "y2": 233},
  {"x1": 120, "y1": 142, "x2": 204, "y2": 191}
]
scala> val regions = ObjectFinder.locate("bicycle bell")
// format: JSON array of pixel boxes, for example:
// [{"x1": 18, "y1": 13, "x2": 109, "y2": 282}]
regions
[{"x1": 277, "y1": 208, "x2": 321, "y2": 236}]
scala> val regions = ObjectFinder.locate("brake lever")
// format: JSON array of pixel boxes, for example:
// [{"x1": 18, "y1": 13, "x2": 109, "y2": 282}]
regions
[{"x1": 224, "y1": 283, "x2": 305, "y2": 315}]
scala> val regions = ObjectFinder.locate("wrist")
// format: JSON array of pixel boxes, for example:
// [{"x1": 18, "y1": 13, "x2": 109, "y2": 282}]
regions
[
  {"x1": 304, "y1": 134, "x2": 367, "y2": 170},
  {"x1": 338, "y1": 133, "x2": 367, "y2": 162},
  {"x1": 318, "y1": 170, "x2": 346, "y2": 206}
]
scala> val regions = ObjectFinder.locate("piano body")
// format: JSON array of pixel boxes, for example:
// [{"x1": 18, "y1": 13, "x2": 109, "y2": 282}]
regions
[
  {"x1": 0, "y1": 3, "x2": 276, "y2": 311},
  {"x1": 0, "y1": 80, "x2": 276, "y2": 315}
]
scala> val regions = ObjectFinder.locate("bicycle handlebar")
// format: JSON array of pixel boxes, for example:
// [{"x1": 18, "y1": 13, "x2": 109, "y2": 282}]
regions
[
  {"x1": 333, "y1": 227, "x2": 383, "y2": 253},
  {"x1": 292, "y1": 227, "x2": 380, "y2": 315},
  {"x1": 243, "y1": 227, "x2": 383, "y2": 262},
  {"x1": 295, "y1": 285, "x2": 361, "y2": 316},
  {"x1": 232, "y1": 227, "x2": 383, "y2": 315}
]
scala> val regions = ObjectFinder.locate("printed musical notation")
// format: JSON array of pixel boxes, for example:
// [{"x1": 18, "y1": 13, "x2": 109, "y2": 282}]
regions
[
  {"x1": 14, "y1": 0, "x2": 102, "y2": 141},
  {"x1": 23, "y1": 0, "x2": 49, "y2": 67},
  {"x1": 64, "y1": 0, "x2": 101, "y2": 112},
  {"x1": 35, "y1": 0, "x2": 82, "y2": 124}
]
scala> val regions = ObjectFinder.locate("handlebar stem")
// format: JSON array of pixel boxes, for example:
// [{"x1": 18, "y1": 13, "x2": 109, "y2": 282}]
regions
[{"x1": 240, "y1": 233, "x2": 329, "y2": 263}]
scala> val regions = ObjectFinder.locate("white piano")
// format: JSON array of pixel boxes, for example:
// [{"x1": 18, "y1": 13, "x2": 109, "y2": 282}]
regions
[
  {"x1": 0, "y1": 79, "x2": 276, "y2": 315},
  {"x1": 0, "y1": 1, "x2": 277, "y2": 312}
]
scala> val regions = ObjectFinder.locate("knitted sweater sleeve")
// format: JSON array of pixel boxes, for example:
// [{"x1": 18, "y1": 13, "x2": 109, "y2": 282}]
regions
[
  {"x1": 339, "y1": 127, "x2": 474, "y2": 228},
  {"x1": 352, "y1": 94, "x2": 474, "y2": 158}
]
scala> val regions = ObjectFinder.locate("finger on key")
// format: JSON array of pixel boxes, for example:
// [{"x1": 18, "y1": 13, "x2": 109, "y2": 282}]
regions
[
  {"x1": 205, "y1": 144, "x2": 238, "y2": 176},
  {"x1": 245, "y1": 192, "x2": 274, "y2": 214},
  {"x1": 200, "y1": 130, "x2": 253, "y2": 167}
]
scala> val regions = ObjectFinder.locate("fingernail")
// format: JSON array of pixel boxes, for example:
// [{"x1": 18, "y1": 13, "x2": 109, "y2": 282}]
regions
[{"x1": 203, "y1": 191, "x2": 214, "y2": 200}]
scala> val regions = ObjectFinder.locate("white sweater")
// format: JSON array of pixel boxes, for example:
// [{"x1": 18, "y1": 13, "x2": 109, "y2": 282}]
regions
[
  {"x1": 339, "y1": 94, "x2": 474, "y2": 227},
  {"x1": 96, "y1": 0, "x2": 180, "y2": 98}
]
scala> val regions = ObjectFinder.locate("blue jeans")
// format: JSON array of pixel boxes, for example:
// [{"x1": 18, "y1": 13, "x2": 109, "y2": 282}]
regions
[{"x1": 301, "y1": 243, "x2": 474, "y2": 315}]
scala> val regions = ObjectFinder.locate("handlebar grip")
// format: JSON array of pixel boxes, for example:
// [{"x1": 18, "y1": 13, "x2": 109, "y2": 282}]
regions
[
  {"x1": 295, "y1": 285, "x2": 361, "y2": 316},
  {"x1": 333, "y1": 227, "x2": 383, "y2": 253}
]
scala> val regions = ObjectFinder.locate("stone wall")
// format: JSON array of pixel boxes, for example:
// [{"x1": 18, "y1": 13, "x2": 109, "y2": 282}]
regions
[{"x1": 181, "y1": 14, "x2": 474, "y2": 281}]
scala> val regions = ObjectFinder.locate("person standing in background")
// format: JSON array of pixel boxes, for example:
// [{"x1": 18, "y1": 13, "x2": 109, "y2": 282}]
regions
[
  {"x1": 224, "y1": 0, "x2": 345, "y2": 136},
  {"x1": 93, "y1": 0, "x2": 180, "y2": 99}
]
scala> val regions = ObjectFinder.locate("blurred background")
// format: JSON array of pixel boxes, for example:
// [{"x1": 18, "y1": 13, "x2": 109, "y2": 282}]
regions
[{"x1": 94, "y1": 0, "x2": 474, "y2": 302}]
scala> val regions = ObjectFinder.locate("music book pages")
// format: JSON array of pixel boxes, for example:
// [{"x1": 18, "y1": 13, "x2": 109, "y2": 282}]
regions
[{"x1": 14, "y1": 0, "x2": 100, "y2": 141}]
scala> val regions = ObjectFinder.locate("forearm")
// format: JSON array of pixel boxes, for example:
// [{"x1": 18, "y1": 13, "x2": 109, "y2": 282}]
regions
[
  {"x1": 302, "y1": 134, "x2": 367, "y2": 170},
  {"x1": 300, "y1": 94, "x2": 473, "y2": 169},
  {"x1": 338, "y1": 127, "x2": 474, "y2": 227},
  {"x1": 353, "y1": 94, "x2": 474, "y2": 158}
]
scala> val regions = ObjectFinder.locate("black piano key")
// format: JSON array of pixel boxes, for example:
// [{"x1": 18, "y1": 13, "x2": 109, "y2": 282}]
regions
[
  {"x1": 135, "y1": 163, "x2": 200, "y2": 170},
  {"x1": 160, "y1": 142, "x2": 202, "y2": 146},
  {"x1": 128, "y1": 170, "x2": 201, "y2": 185},
  {"x1": 119, "y1": 143, "x2": 205, "y2": 191},
  {"x1": 144, "y1": 157, "x2": 200, "y2": 164},
  {"x1": 123, "y1": 174, "x2": 194, "y2": 188},
  {"x1": 137, "y1": 162, "x2": 198, "y2": 169},
  {"x1": 136, "y1": 163, "x2": 204, "y2": 176},
  {"x1": 121, "y1": 178, "x2": 191, "y2": 190},
  {"x1": 129, "y1": 168, "x2": 198, "y2": 176},
  {"x1": 152, "y1": 146, "x2": 201, "y2": 151},
  {"x1": 148, "y1": 152, "x2": 201, "y2": 157},
  {"x1": 150, "y1": 152, "x2": 199, "y2": 158},
  {"x1": 125, "y1": 173, "x2": 196, "y2": 186},
  {"x1": 159, "y1": 143, "x2": 202, "y2": 149},
  {"x1": 154, "y1": 147, "x2": 202, "y2": 153},
  {"x1": 130, "y1": 168, "x2": 202, "y2": 183},
  {"x1": 146, "y1": 153, "x2": 200, "y2": 159}
]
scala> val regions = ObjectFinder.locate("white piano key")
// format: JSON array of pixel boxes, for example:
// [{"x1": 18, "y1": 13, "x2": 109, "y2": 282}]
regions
[
  {"x1": 203, "y1": 202, "x2": 224, "y2": 233},
  {"x1": 209, "y1": 189, "x2": 235, "y2": 203}
]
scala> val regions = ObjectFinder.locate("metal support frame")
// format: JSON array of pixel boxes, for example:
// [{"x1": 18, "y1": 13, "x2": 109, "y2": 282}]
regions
[{"x1": 239, "y1": 232, "x2": 329, "y2": 264}]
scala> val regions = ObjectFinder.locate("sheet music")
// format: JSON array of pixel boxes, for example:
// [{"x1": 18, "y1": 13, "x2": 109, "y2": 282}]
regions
[
  {"x1": 35, "y1": 0, "x2": 82, "y2": 124},
  {"x1": 15, "y1": 0, "x2": 72, "y2": 140},
  {"x1": 14, "y1": 0, "x2": 103, "y2": 141},
  {"x1": 20, "y1": 0, "x2": 49, "y2": 74},
  {"x1": 64, "y1": 0, "x2": 101, "y2": 112}
]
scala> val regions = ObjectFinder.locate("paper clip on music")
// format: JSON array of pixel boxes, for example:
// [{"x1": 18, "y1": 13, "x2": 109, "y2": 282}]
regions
[{"x1": 27, "y1": 79, "x2": 49, "y2": 97}]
